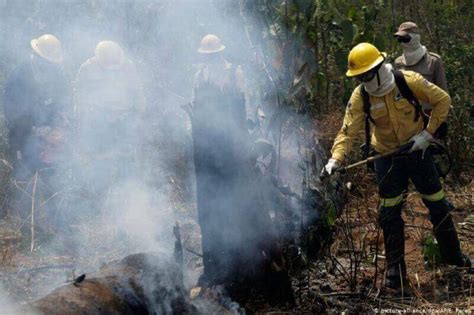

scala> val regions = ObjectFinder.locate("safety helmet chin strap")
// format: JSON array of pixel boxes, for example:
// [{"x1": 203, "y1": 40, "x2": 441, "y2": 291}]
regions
[{"x1": 375, "y1": 55, "x2": 385, "y2": 87}]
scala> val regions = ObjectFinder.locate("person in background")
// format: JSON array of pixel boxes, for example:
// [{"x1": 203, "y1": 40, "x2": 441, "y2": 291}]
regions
[
  {"x1": 394, "y1": 22, "x2": 448, "y2": 103},
  {"x1": 192, "y1": 33, "x2": 250, "y2": 286},
  {"x1": 3, "y1": 34, "x2": 70, "y2": 180},
  {"x1": 394, "y1": 22, "x2": 447, "y2": 91},
  {"x1": 191, "y1": 35, "x2": 289, "y2": 298},
  {"x1": 74, "y1": 40, "x2": 146, "y2": 190}
]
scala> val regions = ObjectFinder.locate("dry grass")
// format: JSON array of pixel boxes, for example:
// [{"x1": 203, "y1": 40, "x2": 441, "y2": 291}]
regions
[
  {"x1": 0, "y1": 220, "x2": 21, "y2": 269},
  {"x1": 329, "y1": 169, "x2": 474, "y2": 312}
]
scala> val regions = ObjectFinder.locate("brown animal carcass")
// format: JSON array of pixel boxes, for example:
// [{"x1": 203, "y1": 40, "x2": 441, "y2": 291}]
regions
[{"x1": 30, "y1": 253, "x2": 196, "y2": 315}]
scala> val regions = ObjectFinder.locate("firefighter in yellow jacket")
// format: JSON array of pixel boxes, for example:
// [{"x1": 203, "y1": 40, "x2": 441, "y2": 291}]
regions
[{"x1": 324, "y1": 43, "x2": 471, "y2": 289}]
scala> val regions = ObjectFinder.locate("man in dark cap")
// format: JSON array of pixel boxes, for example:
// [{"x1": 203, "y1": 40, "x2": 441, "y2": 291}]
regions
[{"x1": 394, "y1": 21, "x2": 447, "y2": 92}]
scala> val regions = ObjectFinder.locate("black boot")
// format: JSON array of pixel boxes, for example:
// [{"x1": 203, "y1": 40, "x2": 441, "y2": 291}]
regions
[
  {"x1": 379, "y1": 205, "x2": 407, "y2": 289},
  {"x1": 427, "y1": 199, "x2": 472, "y2": 268},
  {"x1": 433, "y1": 216, "x2": 472, "y2": 267},
  {"x1": 385, "y1": 260, "x2": 407, "y2": 289}
]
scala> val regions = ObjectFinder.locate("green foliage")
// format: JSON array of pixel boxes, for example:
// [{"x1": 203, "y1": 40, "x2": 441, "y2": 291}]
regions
[
  {"x1": 340, "y1": 19, "x2": 357, "y2": 45},
  {"x1": 467, "y1": 213, "x2": 474, "y2": 225},
  {"x1": 243, "y1": 0, "x2": 474, "y2": 175},
  {"x1": 422, "y1": 234, "x2": 442, "y2": 266},
  {"x1": 325, "y1": 201, "x2": 337, "y2": 227}
]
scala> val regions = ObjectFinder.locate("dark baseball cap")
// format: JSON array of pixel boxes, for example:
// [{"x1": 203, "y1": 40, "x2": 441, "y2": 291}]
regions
[{"x1": 394, "y1": 21, "x2": 420, "y2": 36}]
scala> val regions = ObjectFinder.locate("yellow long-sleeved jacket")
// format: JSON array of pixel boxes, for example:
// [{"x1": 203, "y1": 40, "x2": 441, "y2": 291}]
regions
[{"x1": 331, "y1": 70, "x2": 450, "y2": 162}]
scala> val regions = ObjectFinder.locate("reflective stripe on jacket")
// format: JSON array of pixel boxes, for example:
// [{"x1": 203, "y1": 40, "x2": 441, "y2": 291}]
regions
[{"x1": 331, "y1": 70, "x2": 450, "y2": 162}]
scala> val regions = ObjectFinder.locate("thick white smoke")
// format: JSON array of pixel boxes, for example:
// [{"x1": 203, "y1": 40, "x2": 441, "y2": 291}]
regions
[{"x1": 0, "y1": 1, "x2": 314, "y2": 312}]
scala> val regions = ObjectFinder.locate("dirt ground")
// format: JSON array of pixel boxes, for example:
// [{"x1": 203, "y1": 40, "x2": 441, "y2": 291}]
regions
[
  {"x1": 281, "y1": 172, "x2": 473, "y2": 314},
  {"x1": 0, "y1": 171, "x2": 472, "y2": 314},
  {"x1": 232, "y1": 172, "x2": 473, "y2": 314}
]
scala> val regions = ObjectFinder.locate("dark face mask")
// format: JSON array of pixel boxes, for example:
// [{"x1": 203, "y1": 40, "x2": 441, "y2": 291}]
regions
[
  {"x1": 396, "y1": 35, "x2": 411, "y2": 43},
  {"x1": 355, "y1": 70, "x2": 377, "y2": 82},
  {"x1": 355, "y1": 69, "x2": 377, "y2": 83},
  {"x1": 355, "y1": 61, "x2": 384, "y2": 83}
]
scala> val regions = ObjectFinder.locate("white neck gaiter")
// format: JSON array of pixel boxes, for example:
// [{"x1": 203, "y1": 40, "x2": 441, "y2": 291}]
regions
[
  {"x1": 362, "y1": 63, "x2": 396, "y2": 97},
  {"x1": 401, "y1": 33, "x2": 427, "y2": 66}
]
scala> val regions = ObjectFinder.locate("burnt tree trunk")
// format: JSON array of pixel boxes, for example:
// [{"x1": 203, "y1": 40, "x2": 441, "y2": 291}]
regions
[{"x1": 191, "y1": 64, "x2": 294, "y2": 304}]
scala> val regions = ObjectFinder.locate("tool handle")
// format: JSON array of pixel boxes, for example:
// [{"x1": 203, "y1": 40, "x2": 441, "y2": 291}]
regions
[
  {"x1": 321, "y1": 141, "x2": 415, "y2": 178},
  {"x1": 341, "y1": 141, "x2": 414, "y2": 172}
]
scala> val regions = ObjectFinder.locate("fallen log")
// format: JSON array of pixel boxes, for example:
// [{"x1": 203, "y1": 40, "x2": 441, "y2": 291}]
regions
[{"x1": 29, "y1": 253, "x2": 197, "y2": 315}]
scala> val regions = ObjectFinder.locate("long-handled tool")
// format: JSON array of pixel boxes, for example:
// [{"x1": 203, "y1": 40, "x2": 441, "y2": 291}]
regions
[
  {"x1": 320, "y1": 142, "x2": 413, "y2": 180},
  {"x1": 337, "y1": 141, "x2": 414, "y2": 173}
]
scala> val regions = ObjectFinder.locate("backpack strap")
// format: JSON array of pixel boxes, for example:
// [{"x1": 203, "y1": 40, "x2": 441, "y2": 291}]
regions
[
  {"x1": 360, "y1": 86, "x2": 373, "y2": 159},
  {"x1": 392, "y1": 69, "x2": 425, "y2": 124}
]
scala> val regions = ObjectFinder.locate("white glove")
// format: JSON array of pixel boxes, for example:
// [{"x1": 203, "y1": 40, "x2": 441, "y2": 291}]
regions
[
  {"x1": 324, "y1": 158, "x2": 340, "y2": 175},
  {"x1": 408, "y1": 130, "x2": 433, "y2": 153}
]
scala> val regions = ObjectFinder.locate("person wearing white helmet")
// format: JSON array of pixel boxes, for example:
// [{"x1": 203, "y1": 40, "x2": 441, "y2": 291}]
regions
[
  {"x1": 194, "y1": 34, "x2": 257, "y2": 127},
  {"x1": 194, "y1": 34, "x2": 245, "y2": 96},
  {"x1": 73, "y1": 40, "x2": 146, "y2": 197},
  {"x1": 3, "y1": 34, "x2": 70, "y2": 178},
  {"x1": 74, "y1": 40, "x2": 146, "y2": 119}
]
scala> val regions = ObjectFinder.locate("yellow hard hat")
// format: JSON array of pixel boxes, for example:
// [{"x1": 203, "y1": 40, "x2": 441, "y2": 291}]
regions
[
  {"x1": 31, "y1": 34, "x2": 63, "y2": 64},
  {"x1": 197, "y1": 34, "x2": 225, "y2": 54},
  {"x1": 346, "y1": 43, "x2": 386, "y2": 77},
  {"x1": 95, "y1": 41, "x2": 125, "y2": 70}
]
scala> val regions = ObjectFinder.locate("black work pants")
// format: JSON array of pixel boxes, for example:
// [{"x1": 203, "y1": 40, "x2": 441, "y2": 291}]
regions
[{"x1": 374, "y1": 149, "x2": 458, "y2": 272}]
